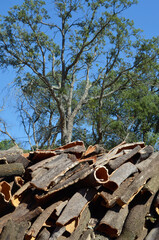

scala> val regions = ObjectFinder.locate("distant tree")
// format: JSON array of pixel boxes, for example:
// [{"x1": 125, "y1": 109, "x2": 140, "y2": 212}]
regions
[
  {"x1": 0, "y1": 0, "x2": 158, "y2": 147},
  {"x1": 0, "y1": 139, "x2": 15, "y2": 150}
]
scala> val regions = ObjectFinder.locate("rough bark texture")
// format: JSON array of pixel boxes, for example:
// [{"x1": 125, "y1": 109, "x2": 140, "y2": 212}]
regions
[
  {"x1": 103, "y1": 162, "x2": 138, "y2": 191},
  {"x1": 0, "y1": 146, "x2": 23, "y2": 163},
  {"x1": 117, "y1": 194, "x2": 155, "y2": 240},
  {"x1": 96, "y1": 205, "x2": 129, "y2": 238},
  {"x1": 0, "y1": 163, "x2": 25, "y2": 177},
  {"x1": 108, "y1": 145, "x2": 141, "y2": 170},
  {"x1": 0, "y1": 219, "x2": 29, "y2": 240},
  {"x1": 0, "y1": 141, "x2": 158, "y2": 240}
]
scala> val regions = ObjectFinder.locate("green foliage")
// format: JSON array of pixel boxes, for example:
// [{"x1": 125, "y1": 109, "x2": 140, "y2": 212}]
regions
[
  {"x1": 0, "y1": 139, "x2": 15, "y2": 150},
  {"x1": 0, "y1": 0, "x2": 158, "y2": 148}
]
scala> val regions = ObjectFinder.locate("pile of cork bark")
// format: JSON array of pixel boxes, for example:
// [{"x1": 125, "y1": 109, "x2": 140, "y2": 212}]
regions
[{"x1": 0, "y1": 141, "x2": 159, "y2": 240}]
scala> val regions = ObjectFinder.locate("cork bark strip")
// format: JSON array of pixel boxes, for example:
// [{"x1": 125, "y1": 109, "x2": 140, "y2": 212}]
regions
[
  {"x1": 56, "y1": 188, "x2": 96, "y2": 226},
  {"x1": 117, "y1": 155, "x2": 159, "y2": 207},
  {"x1": 25, "y1": 200, "x2": 62, "y2": 239},
  {"x1": 108, "y1": 145, "x2": 141, "y2": 170},
  {"x1": 30, "y1": 154, "x2": 79, "y2": 191},
  {"x1": 96, "y1": 205, "x2": 128, "y2": 238},
  {"x1": 103, "y1": 162, "x2": 138, "y2": 191}
]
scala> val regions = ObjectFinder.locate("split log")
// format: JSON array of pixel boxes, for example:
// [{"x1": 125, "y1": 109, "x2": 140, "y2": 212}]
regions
[
  {"x1": 0, "y1": 146, "x2": 23, "y2": 163},
  {"x1": 30, "y1": 154, "x2": 79, "y2": 191},
  {"x1": 0, "y1": 163, "x2": 25, "y2": 177},
  {"x1": 117, "y1": 155, "x2": 159, "y2": 207},
  {"x1": 117, "y1": 194, "x2": 155, "y2": 240},
  {"x1": 56, "y1": 188, "x2": 96, "y2": 226},
  {"x1": 0, "y1": 219, "x2": 29, "y2": 240},
  {"x1": 96, "y1": 205, "x2": 128, "y2": 238},
  {"x1": 103, "y1": 162, "x2": 138, "y2": 191},
  {"x1": 37, "y1": 228, "x2": 50, "y2": 240},
  {"x1": 100, "y1": 173, "x2": 138, "y2": 208},
  {"x1": 25, "y1": 200, "x2": 62, "y2": 239},
  {"x1": 108, "y1": 145, "x2": 141, "y2": 170}
]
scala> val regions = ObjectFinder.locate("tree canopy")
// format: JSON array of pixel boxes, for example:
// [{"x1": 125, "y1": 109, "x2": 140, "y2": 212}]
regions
[{"x1": 0, "y1": 0, "x2": 159, "y2": 149}]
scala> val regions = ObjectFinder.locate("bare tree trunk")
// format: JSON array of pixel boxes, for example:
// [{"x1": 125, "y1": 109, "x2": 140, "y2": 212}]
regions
[{"x1": 61, "y1": 117, "x2": 74, "y2": 145}]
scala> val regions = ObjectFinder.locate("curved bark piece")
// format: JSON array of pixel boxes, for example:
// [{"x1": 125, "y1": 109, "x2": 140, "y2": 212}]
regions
[
  {"x1": 68, "y1": 206, "x2": 91, "y2": 240},
  {"x1": 108, "y1": 145, "x2": 141, "y2": 171},
  {"x1": 0, "y1": 157, "x2": 7, "y2": 164},
  {"x1": 117, "y1": 155, "x2": 159, "y2": 207},
  {"x1": 84, "y1": 166, "x2": 109, "y2": 187},
  {"x1": 30, "y1": 154, "x2": 79, "y2": 191},
  {"x1": 35, "y1": 163, "x2": 92, "y2": 203},
  {"x1": 0, "y1": 203, "x2": 42, "y2": 233},
  {"x1": 54, "y1": 141, "x2": 86, "y2": 159},
  {"x1": 103, "y1": 162, "x2": 138, "y2": 191},
  {"x1": 117, "y1": 194, "x2": 155, "y2": 240},
  {"x1": 96, "y1": 205, "x2": 128, "y2": 238},
  {"x1": 82, "y1": 144, "x2": 105, "y2": 158},
  {"x1": 15, "y1": 154, "x2": 30, "y2": 168},
  {"x1": 136, "y1": 152, "x2": 159, "y2": 172},
  {"x1": 25, "y1": 200, "x2": 62, "y2": 239},
  {"x1": 100, "y1": 173, "x2": 138, "y2": 208},
  {"x1": 0, "y1": 163, "x2": 25, "y2": 177},
  {"x1": 56, "y1": 188, "x2": 96, "y2": 226},
  {"x1": 143, "y1": 174, "x2": 159, "y2": 194},
  {"x1": 29, "y1": 150, "x2": 57, "y2": 163},
  {"x1": 0, "y1": 181, "x2": 11, "y2": 202},
  {"x1": 108, "y1": 142, "x2": 144, "y2": 157},
  {"x1": 12, "y1": 176, "x2": 25, "y2": 194},
  {"x1": 54, "y1": 141, "x2": 85, "y2": 152},
  {"x1": 0, "y1": 146, "x2": 23, "y2": 163},
  {"x1": 11, "y1": 181, "x2": 30, "y2": 207},
  {"x1": 137, "y1": 145, "x2": 154, "y2": 163},
  {"x1": 0, "y1": 181, "x2": 13, "y2": 217}
]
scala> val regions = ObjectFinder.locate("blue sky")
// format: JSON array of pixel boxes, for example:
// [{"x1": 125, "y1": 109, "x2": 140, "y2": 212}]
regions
[{"x1": 0, "y1": 0, "x2": 159, "y2": 148}]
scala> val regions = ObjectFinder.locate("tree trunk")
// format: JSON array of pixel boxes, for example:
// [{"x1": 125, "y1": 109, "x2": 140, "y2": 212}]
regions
[{"x1": 61, "y1": 117, "x2": 74, "y2": 145}]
